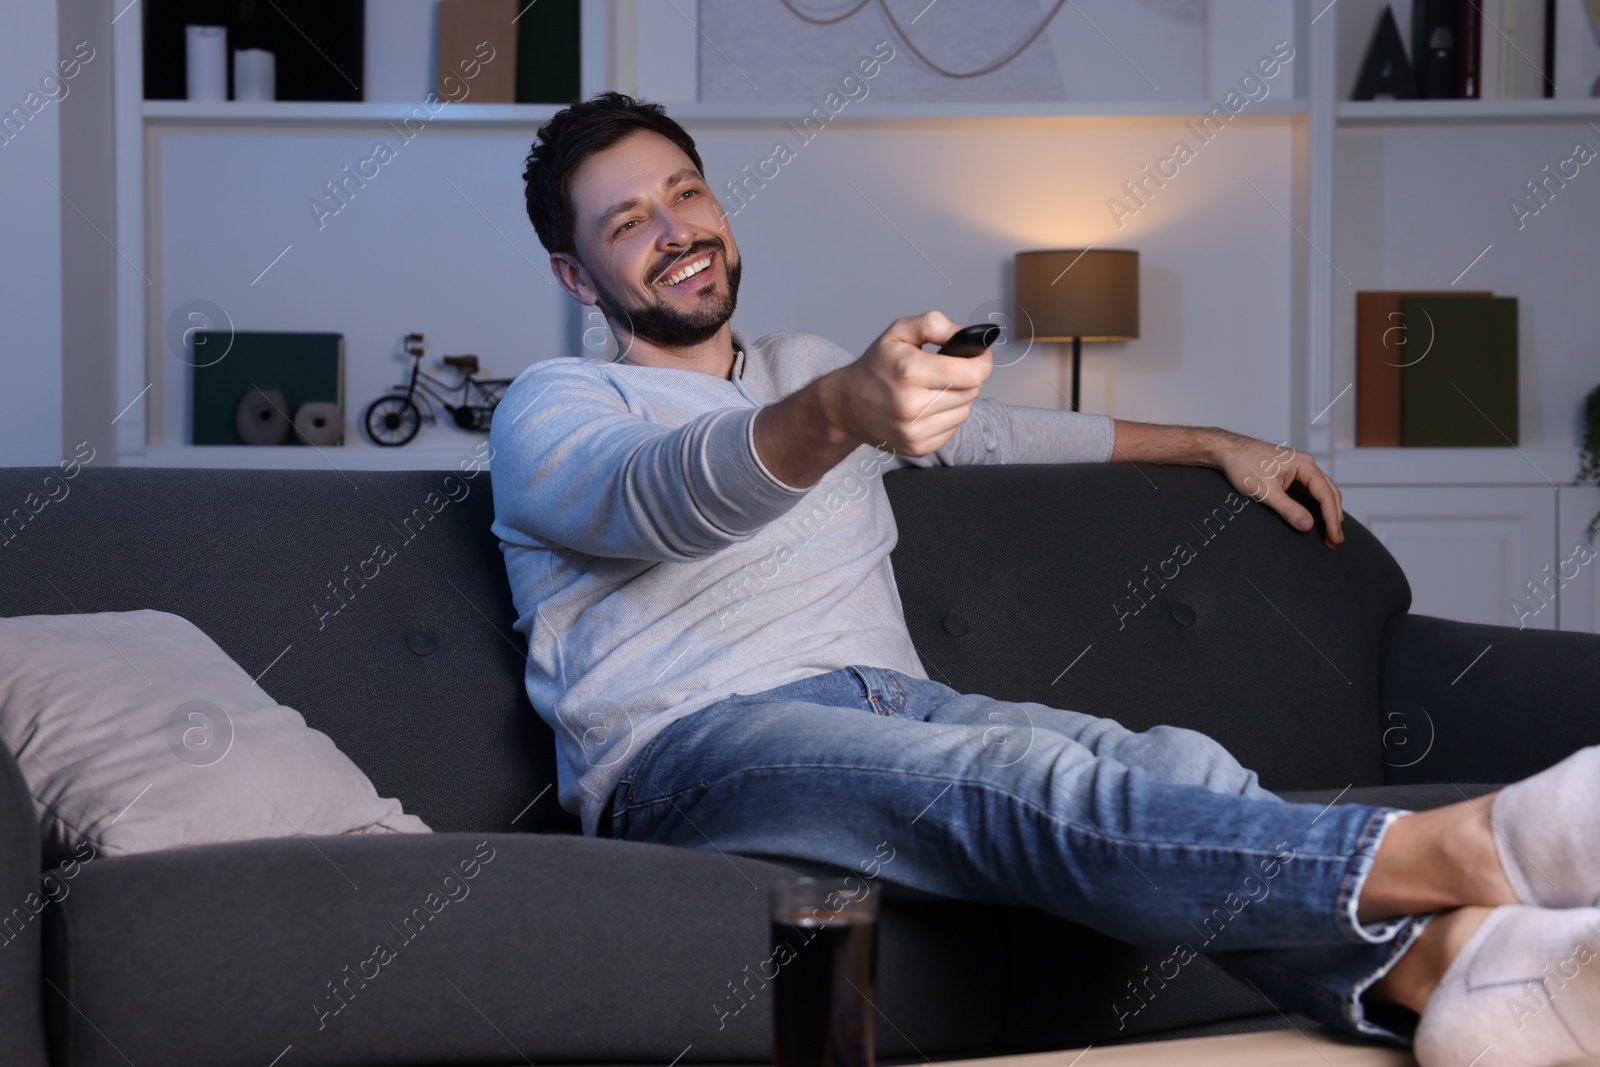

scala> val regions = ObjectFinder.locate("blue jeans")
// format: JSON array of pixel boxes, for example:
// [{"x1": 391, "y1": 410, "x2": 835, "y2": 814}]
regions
[{"x1": 607, "y1": 665, "x2": 1430, "y2": 1042}]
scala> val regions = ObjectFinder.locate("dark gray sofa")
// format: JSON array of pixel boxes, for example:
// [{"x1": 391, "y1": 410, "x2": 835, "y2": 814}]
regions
[{"x1": 2, "y1": 460, "x2": 1597, "y2": 1067}]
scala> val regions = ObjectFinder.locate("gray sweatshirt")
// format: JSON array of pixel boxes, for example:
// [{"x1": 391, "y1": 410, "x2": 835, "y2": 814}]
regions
[{"x1": 489, "y1": 329, "x2": 1115, "y2": 835}]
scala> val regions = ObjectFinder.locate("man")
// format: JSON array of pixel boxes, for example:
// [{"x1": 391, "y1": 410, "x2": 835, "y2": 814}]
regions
[{"x1": 489, "y1": 92, "x2": 1600, "y2": 1066}]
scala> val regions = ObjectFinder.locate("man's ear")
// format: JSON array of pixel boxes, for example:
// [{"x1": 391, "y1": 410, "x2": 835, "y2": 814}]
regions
[{"x1": 551, "y1": 252, "x2": 596, "y2": 305}]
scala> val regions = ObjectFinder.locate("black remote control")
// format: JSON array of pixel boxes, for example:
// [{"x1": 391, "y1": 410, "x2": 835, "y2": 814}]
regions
[{"x1": 936, "y1": 323, "x2": 1002, "y2": 358}]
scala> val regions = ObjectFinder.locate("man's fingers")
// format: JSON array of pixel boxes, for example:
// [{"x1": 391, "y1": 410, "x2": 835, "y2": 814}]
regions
[
  {"x1": 885, "y1": 310, "x2": 960, "y2": 349},
  {"x1": 1253, "y1": 479, "x2": 1313, "y2": 531},
  {"x1": 905, "y1": 388, "x2": 979, "y2": 432},
  {"x1": 1294, "y1": 462, "x2": 1345, "y2": 543}
]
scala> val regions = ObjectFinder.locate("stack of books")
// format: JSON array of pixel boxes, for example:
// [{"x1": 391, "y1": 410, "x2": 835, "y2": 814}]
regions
[
  {"x1": 1353, "y1": 0, "x2": 1574, "y2": 100},
  {"x1": 1355, "y1": 292, "x2": 1519, "y2": 447},
  {"x1": 437, "y1": 0, "x2": 580, "y2": 104}
]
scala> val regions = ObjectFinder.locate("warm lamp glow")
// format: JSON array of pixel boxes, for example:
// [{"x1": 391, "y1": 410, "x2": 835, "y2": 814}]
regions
[{"x1": 1014, "y1": 249, "x2": 1140, "y2": 342}]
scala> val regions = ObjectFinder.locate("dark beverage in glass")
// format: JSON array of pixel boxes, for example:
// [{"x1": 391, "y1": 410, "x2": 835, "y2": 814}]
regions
[{"x1": 770, "y1": 877, "x2": 879, "y2": 1067}]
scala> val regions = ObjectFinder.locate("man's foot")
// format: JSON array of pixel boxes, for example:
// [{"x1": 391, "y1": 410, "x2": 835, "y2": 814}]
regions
[
  {"x1": 1494, "y1": 746, "x2": 1600, "y2": 908},
  {"x1": 1414, "y1": 905, "x2": 1600, "y2": 1067}
]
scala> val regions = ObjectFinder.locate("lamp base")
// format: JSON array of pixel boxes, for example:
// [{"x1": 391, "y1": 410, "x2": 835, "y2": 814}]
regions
[{"x1": 1071, "y1": 336, "x2": 1081, "y2": 412}]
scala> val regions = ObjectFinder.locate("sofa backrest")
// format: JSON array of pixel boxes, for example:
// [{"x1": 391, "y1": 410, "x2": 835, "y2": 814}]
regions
[
  {"x1": 882, "y1": 463, "x2": 1410, "y2": 792},
  {"x1": 0, "y1": 460, "x2": 1409, "y2": 837},
  {"x1": 0, "y1": 465, "x2": 570, "y2": 835}
]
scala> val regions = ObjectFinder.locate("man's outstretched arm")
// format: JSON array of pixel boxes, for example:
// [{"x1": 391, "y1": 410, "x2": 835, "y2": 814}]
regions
[
  {"x1": 1111, "y1": 419, "x2": 1346, "y2": 549},
  {"x1": 752, "y1": 310, "x2": 1346, "y2": 550}
]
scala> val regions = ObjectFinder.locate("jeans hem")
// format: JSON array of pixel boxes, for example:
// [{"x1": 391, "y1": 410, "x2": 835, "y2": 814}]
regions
[
  {"x1": 1345, "y1": 912, "x2": 1435, "y2": 1042},
  {"x1": 1337, "y1": 807, "x2": 1412, "y2": 944}
]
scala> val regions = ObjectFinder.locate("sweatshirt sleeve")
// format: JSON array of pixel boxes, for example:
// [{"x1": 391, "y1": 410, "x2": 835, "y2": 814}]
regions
[
  {"x1": 489, "y1": 362, "x2": 810, "y2": 562},
  {"x1": 895, "y1": 398, "x2": 1117, "y2": 468}
]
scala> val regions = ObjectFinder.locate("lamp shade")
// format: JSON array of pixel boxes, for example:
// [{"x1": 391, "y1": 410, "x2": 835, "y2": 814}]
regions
[{"x1": 1014, "y1": 249, "x2": 1140, "y2": 342}]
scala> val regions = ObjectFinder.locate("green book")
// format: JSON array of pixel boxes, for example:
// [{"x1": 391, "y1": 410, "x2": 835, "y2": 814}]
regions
[
  {"x1": 191, "y1": 331, "x2": 344, "y2": 446},
  {"x1": 1399, "y1": 296, "x2": 1518, "y2": 447},
  {"x1": 516, "y1": 0, "x2": 581, "y2": 104}
]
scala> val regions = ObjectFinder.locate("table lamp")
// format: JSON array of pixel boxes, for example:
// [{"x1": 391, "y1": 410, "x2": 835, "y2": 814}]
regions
[{"x1": 1014, "y1": 249, "x2": 1140, "y2": 412}]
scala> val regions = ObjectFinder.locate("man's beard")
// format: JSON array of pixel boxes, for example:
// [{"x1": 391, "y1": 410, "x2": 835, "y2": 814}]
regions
[{"x1": 591, "y1": 242, "x2": 742, "y2": 350}]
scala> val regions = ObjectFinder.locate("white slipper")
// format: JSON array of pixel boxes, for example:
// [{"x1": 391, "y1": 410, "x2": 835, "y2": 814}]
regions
[
  {"x1": 1414, "y1": 905, "x2": 1600, "y2": 1067},
  {"x1": 1493, "y1": 746, "x2": 1600, "y2": 908}
]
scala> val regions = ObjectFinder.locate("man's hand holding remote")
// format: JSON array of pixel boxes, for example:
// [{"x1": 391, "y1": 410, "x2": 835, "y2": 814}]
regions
[{"x1": 752, "y1": 311, "x2": 993, "y2": 490}]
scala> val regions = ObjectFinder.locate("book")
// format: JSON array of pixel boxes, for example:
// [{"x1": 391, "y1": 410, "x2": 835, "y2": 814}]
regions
[
  {"x1": 1543, "y1": 0, "x2": 1557, "y2": 98},
  {"x1": 1398, "y1": 297, "x2": 1519, "y2": 447},
  {"x1": 516, "y1": 0, "x2": 582, "y2": 104},
  {"x1": 1357, "y1": 291, "x2": 1491, "y2": 447},
  {"x1": 1412, "y1": 0, "x2": 1461, "y2": 98},
  {"x1": 1499, "y1": 0, "x2": 1554, "y2": 97},
  {"x1": 1459, "y1": 0, "x2": 1482, "y2": 97},
  {"x1": 438, "y1": 0, "x2": 520, "y2": 104},
  {"x1": 1481, "y1": 0, "x2": 1502, "y2": 98},
  {"x1": 191, "y1": 332, "x2": 345, "y2": 446}
]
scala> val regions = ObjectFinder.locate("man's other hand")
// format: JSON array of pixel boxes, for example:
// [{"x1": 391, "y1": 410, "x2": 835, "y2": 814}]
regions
[{"x1": 1213, "y1": 433, "x2": 1345, "y2": 549}]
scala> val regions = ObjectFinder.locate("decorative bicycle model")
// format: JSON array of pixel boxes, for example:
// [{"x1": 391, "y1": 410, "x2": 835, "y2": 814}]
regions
[{"x1": 365, "y1": 333, "x2": 513, "y2": 447}]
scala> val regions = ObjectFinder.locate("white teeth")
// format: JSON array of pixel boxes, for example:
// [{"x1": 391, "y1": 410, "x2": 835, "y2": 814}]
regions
[{"x1": 661, "y1": 255, "x2": 712, "y2": 287}]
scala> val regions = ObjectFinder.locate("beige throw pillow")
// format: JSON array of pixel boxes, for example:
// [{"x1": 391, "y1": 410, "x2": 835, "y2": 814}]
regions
[{"x1": 0, "y1": 609, "x2": 429, "y2": 864}]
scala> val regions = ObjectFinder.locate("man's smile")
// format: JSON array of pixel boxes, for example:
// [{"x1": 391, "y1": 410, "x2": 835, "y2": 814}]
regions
[{"x1": 654, "y1": 249, "x2": 717, "y2": 291}]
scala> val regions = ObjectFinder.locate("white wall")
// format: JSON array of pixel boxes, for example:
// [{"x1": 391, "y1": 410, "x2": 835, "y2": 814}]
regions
[
  {"x1": 59, "y1": 0, "x2": 117, "y2": 461},
  {"x1": 154, "y1": 111, "x2": 1297, "y2": 449},
  {"x1": 0, "y1": 2, "x2": 65, "y2": 465},
  {"x1": 694, "y1": 118, "x2": 1298, "y2": 443},
  {"x1": 699, "y1": 0, "x2": 1210, "y2": 103}
]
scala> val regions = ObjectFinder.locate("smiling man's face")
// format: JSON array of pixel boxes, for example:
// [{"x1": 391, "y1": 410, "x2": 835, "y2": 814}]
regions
[{"x1": 561, "y1": 129, "x2": 742, "y2": 351}]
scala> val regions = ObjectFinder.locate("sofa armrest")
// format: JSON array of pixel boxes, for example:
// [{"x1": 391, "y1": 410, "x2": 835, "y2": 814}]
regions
[
  {"x1": 0, "y1": 740, "x2": 49, "y2": 1067},
  {"x1": 44, "y1": 832, "x2": 1008, "y2": 1067},
  {"x1": 1380, "y1": 613, "x2": 1600, "y2": 785}
]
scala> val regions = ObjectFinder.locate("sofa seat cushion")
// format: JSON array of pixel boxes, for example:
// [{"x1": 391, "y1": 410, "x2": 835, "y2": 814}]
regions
[
  {"x1": 44, "y1": 832, "x2": 1009, "y2": 1067},
  {"x1": 0, "y1": 609, "x2": 430, "y2": 866}
]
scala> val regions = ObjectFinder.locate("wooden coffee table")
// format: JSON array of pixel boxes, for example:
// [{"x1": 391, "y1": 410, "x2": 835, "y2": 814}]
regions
[
  {"x1": 933, "y1": 1028, "x2": 1415, "y2": 1066},
  {"x1": 934, "y1": 1029, "x2": 1600, "y2": 1066}
]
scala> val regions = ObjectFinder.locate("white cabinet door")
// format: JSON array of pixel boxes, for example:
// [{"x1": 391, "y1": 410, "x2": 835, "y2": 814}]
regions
[
  {"x1": 1557, "y1": 487, "x2": 1600, "y2": 634},
  {"x1": 1339, "y1": 486, "x2": 1559, "y2": 630}
]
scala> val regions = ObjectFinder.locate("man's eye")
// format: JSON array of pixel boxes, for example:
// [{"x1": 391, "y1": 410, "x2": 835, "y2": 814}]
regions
[{"x1": 615, "y1": 220, "x2": 638, "y2": 235}]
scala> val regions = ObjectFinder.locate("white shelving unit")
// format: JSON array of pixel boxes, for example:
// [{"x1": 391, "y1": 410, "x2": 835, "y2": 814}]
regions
[
  {"x1": 142, "y1": 97, "x2": 1312, "y2": 126},
  {"x1": 1337, "y1": 97, "x2": 1600, "y2": 124},
  {"x1": 1316, "y1": 1, "x2": 1598, "y2": 633},
  {"x1": 105, "y1": 2, "x2": 1599, "y2": 630},
  {"x1": 110, "y1": 2, "x2": 1320, "y2": 474}
]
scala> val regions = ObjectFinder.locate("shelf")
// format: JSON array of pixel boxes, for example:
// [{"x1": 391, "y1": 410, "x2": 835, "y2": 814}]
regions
[
  {"x1": 1328, "y1": 447, "x2": 1582, "y2": 486},
  {"x1": 142, "y1": 98, "x2": 1310, "y2": 129},
  {"x1": 132, "y1": 445, "x2": 494, "y2": 471},
  {"x1": 1338, "y1": 98, "x2": 1600, "y2": 126},
  {"x1": 142, "y1": 100, "x2": 566, "y2": 127}
]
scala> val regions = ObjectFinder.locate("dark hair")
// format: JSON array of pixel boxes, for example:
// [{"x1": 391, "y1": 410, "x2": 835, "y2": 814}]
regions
[{"x1": 522, "y1": 92, "x2": 706, "y2": 257}]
